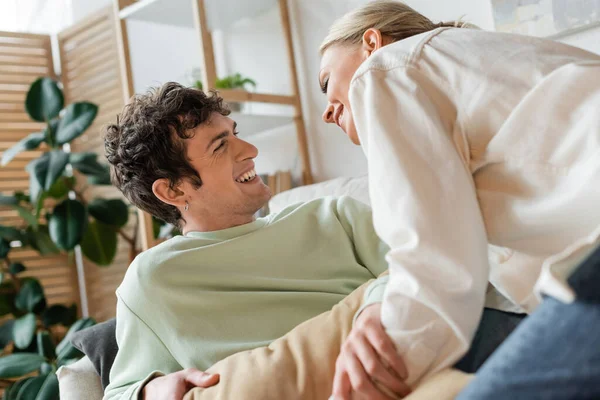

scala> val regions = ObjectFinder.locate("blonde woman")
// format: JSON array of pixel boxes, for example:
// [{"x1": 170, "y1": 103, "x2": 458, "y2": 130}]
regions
[{"x1": 320, "y1": 1, "x2": 600, "y2": 399}]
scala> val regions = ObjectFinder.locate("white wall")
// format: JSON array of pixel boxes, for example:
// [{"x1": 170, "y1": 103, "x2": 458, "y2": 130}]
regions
[
  {"x1": 557, "y1": 26, "x2": 600, "y2": 54},
  {"x1": 71, "y1": 0, "x2": 207, "y2": 93},
  {"x1": 0, "y1": 0, "x2": 72, "y2": 34},
  {"x1": 127, "y1": 21, "x2": 205, "y2": 93},
  {"x1": 68, "y1": 0, "x2": 600, "y2": 182}
]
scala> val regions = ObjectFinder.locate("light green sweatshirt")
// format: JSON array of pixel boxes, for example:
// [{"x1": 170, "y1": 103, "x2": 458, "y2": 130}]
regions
[{"x1": 104, "y1": 196, "x2": 389, "y2": 400}]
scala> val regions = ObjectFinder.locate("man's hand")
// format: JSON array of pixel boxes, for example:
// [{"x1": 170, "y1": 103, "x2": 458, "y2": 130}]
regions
[
  {"x1": 143, "y1": 368, "x2": 219, "y2": 400},
  {"x1": 331, "y1": 303, "x2": 411, "y2": 400}
]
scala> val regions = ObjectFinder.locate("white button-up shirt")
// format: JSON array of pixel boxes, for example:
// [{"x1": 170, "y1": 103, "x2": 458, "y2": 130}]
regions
[{"x1": 349, "y1": 27, "x2": 600, "y2": 385}]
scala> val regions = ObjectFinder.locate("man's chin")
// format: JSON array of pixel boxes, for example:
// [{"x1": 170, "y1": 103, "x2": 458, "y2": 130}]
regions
[{"x1": 248, "y1": 186, "x2": 272, "y2": 212}]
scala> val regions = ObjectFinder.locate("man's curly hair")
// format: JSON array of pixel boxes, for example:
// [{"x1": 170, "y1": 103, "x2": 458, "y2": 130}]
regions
[{"x1": 104, "y1": 82, "x2": 230, "y2": 229}]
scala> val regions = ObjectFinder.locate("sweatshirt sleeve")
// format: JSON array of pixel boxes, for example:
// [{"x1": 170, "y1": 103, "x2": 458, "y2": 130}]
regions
[
  {"x1": 103, "y1": 294, "x2": 182, "y2": 400},
  {"x1": 349, "y1": 65, "x2": 490, "y2": 386},
  {"x1": 334, "y1": 196, "x2": 391, "y2": 317}
]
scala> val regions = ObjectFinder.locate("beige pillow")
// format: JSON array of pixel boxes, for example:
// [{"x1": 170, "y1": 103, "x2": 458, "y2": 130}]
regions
[
  {"x1": 184, "y1": 273, "x2": 472, "y2": 400},
  {"x1": 56, "y1": 356, "x2": 103, "y2": 400},
  {"x1": 185, "y1": 278, "x2": 372, "y2": 400}
]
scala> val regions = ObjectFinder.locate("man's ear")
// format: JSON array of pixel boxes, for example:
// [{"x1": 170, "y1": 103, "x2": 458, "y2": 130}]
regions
[
  {"x1": 152, "y1": 178, "x2": 185, "y2": 208},
  {"x1": 361, "y1": 28, "x2": 384, "y2": 57}
]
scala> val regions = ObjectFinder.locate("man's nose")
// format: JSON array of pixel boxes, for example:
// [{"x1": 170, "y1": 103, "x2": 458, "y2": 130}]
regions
[
  {"x1": 235, "y1": 136, "x2": 259, "y2": 160},
  {"x1": 322, "y1": 104, "x2": 334, "y2": 124}
]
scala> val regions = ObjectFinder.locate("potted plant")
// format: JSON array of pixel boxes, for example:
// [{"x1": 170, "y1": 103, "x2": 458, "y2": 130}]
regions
[
  {"x1": 191, "y1": 71, "x2": 256, "y2": 112},
  {"x1": 0, "y1": 77, "x2": 136, "y2": 267},
  {"x1": 0, "y1": 254, "x2": 94, "y2": 399}
]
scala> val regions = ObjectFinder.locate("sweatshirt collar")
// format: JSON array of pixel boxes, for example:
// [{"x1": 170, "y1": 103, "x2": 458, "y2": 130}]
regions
[{"x1": 185, "y1": 217, "x2": 269, "y2": 241}]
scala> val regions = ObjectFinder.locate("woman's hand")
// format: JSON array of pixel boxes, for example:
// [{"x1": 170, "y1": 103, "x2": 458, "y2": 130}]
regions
[
  {"x1": 143, "y1": 368, "x2": 219, "y2": 400},
  {"x1": 331, "y1": 303, "x2": 411, "y2": 400}
]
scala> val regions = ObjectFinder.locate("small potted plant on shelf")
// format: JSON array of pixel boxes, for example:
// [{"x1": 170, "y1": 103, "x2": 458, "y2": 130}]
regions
[{"x1": 191, "y1": 70, "x2": 256, "y2": 112}]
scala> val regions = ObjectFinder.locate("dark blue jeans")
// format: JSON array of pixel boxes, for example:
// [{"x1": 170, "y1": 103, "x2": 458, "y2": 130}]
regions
[
  {"x1": 457, "y1": 246, "x2": 600, "y2": 400},
  {"x1": 455, "y1": 307, "x2": 525, "y2": 374}
]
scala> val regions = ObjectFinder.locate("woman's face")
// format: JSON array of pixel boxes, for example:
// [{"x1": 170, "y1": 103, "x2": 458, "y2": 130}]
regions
[
  {"x1": 319, "y1": 44, "x2": 366, "y2": 144},
  {"x1": 319, "y1": 29, "x2": 390, "y2": 145}
]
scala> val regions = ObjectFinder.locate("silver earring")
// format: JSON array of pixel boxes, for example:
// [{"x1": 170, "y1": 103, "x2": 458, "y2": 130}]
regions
[{"x1": 184, "y1": 201, "x2": 189, "y2": 211}]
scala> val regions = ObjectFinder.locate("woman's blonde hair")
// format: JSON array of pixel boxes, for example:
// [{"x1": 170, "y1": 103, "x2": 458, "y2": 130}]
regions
[{"x1": 320, "y1": 0, "x2": 470, "y2": 55}]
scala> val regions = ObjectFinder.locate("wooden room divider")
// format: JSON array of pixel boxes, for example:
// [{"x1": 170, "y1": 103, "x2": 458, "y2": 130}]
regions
[
  {"x1": 0, "y1": 31, "x2": 81, "y2": 310},
  {"x1": 56, "y1": 7, "x2": 132, "y2": 321}
]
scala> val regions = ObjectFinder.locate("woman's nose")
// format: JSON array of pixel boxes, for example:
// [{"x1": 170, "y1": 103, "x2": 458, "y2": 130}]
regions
[{"x1": 322, "y1": 104, "x2": 334, "y2": 124}]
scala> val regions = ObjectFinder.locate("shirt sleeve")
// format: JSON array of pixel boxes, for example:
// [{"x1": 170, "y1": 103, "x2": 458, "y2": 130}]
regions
[
  {"x1": 349, "y1": 65, "x2": 490, "y2": 386},
  {"x1": 103, "y1": 294, "x2": 182, "y2": 400},
  {"x1": 334, "y1": 196, "x2": 391, "y2": 319}
]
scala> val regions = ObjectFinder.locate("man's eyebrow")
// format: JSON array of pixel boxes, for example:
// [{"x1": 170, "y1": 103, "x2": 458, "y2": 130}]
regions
[{"x1": 205, "y1": 121, "x2": 237, "y2": 152}]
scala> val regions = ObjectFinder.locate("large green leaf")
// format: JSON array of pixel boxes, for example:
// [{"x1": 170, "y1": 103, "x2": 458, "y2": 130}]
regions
[
  {"x1": 68, "y1": 152, "x2": 96, "y2": 165},
  {"x1": 15, "y1": 373, "x2": 46, "y2": 400},
  {"x1": 55, "y1": 102, "x2": 98, "y2": 145},
  {"x1": 28, "y1": 176, "x2": 43, "y2": 213},
  {"x1": 34, "y1": 372, "x2": 59, "y2": 400},
  {"x1": 69, "y1": 152, "x2": 106, "y2": 176},
  {"x1": 41, "y1": 304, "x2": 77, "y2": 328},
  {"x1": 80, "y1": 221, "x2": 118, "y2": 266},
  {"x1": 12, "y1": 203, "x2": 38, "y2": 228},
  {"x1": 26, "y1": 226, "x2": 59, "y2": 255},
  {"x1": 0, "y1": 282, "x2": 16, "y2": 317},
  {"x1": 15, "y1": 279, "x2": 46, "y2": 314},
  {"x1": 1, "y1": 133, "x2": 45, "y2": 167},
  {"x1": 55, "y1": 318, "x2": 95, "y2": 360},
  {"x1": 25, "y1": 78, "x2": 64, "y2": 122},
  {"x1": 9, "y1": 263, "x2": 25, "y2": 275},
  {"x1": 0, "y1": 320, "x2": 14, "y2": 348},
  {"x1": 24, "y1": 229, "x2": 53, "y2": 255},
  {"x1": 36, "y1": 331, "x2": 56, "y2": 360},
  {"x1": 85, "y1": 164, "x2": 112, "y2": 185},
  {"x1": 88, "y1": 198, "x2": 129, "y2": 227},
  {"x1": 48, "y1": 199, "x2": 87, "y2": 251},
  {"x1": 26, "y1": 150, "x2": 69, "y2": 193},
  {"x1": 0, "y1": 226, "x2": 23, "y2": 242},
  {"x1": 0, "y1": 239, "x2": 10, "y2": 259},
  {"x1": 0, "y1": 354, "x2": 45, "y2": 378},
  {"x1": 46, "y1": 176, "x2": 73, "y2": 199},
  {"x1": 0, "y1": 195, "x2": 18, "y2": 205},
  {"x1": 13, "y1": 313, "x2": 36, "y2": 350},
  {"x1": 4, "y1": 378, "x2": 32, "y2": 400}
]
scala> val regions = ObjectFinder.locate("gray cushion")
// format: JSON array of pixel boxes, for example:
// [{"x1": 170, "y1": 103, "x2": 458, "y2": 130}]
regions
[{"x1": 70, "y1": 318, "x2": 117, "y2": 389}]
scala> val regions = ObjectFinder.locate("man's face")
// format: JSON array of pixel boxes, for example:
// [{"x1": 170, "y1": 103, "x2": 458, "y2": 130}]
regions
[{"x1": 180, "y1": 112, "x2": 271, "y2": 228}]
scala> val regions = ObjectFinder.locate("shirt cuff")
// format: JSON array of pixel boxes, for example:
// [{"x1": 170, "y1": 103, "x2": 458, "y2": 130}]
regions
[
  {"x1": 134, "y1": 371, "x2": 165, "y2": 400},
  {"x1": 353, "y1": 275, "x2": 389, "y2": 325}
]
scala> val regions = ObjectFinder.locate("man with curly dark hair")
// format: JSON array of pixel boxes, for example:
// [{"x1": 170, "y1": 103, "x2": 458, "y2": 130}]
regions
[
  {"x1": 104, "y1": 82, "x2": 271, "y2": 232},
  {"x1": 102, "y1": 83, "x2": 402, "y2": 400}
]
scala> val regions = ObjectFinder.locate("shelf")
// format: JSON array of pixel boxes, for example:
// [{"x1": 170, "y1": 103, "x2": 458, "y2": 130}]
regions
[
  {"x1": 119, "y1": 0, "x2": 278, "y2": 31},
  {"x1": 231, "y1": 112, "x2": 294, "y2": 140},
  {"x1": 219, "y1": 89, "x2": 296, "y2": 105},
  {"x1": 120, "y1": 0, "x2": 195, "y2": 28}
]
